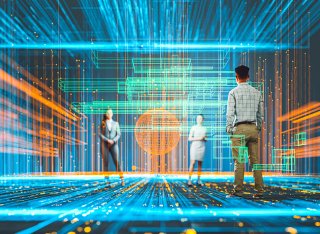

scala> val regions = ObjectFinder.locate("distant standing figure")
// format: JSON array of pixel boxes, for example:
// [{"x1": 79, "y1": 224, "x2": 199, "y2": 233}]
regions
[
  {"x1": 188, "y1": 114, "x2": 207, "y2": 187},
  {"x1": 100, "y1": 108, "x2": 124, "y2": 186}
]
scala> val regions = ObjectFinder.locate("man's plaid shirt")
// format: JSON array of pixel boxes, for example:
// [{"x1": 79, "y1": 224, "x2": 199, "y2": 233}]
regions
[{"x1": 226, "y1": 82, "x2": 264, "y2": 134}]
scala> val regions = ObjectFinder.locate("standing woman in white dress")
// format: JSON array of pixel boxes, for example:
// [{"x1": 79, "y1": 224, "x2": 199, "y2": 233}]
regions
[{"x1": 188, "y1": 114, "x2": 207, "y2": 186}]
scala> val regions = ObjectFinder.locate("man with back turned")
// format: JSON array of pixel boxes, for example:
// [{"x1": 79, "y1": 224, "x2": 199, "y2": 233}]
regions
[{"x1": 226, "y1": 65, "x2": 264, "y2": 198}]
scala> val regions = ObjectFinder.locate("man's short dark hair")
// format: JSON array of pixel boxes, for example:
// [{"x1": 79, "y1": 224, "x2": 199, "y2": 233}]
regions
[{"x1": 235, "y1": 65, "x2": 249, "y2": 79}]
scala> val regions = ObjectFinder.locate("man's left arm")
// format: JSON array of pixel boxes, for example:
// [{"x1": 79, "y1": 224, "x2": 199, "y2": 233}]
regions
[{"x1": 256, "y1": 92, "x2": 264, "y2": 131}]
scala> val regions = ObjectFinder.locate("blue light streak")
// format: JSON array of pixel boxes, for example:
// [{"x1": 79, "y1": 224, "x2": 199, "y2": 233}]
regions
[{"x1": 0, "y1": 42, "x2": 306, "y2": 51}]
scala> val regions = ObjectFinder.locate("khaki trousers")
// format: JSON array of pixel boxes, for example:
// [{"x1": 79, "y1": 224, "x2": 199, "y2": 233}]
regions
[{"x1": 231, "y1": 124, "x2": 263, "y2": 191}]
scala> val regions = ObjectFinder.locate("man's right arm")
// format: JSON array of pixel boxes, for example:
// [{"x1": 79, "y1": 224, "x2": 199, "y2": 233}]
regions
[{"x1": 226, "y1": 91, "x2": 236, "y2": 134}]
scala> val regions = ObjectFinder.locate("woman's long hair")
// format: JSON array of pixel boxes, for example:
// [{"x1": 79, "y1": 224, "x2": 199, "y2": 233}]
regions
[
  {"x1": 102, "y1": 108, "x2": 112, "y2": 122},
  {"x1": 102, "y1": 113, "x2": 107, "y2": 122},
  {"x1": 102, "y1": 108, "x2": 112, "y2": 126}
]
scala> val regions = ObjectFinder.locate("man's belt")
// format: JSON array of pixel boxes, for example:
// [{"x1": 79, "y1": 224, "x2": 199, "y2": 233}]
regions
[{"x1": 234, "y1": 121, "x2": 255, "y2": 126}]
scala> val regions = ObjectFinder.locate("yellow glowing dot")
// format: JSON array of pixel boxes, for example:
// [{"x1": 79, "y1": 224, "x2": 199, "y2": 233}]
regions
[
  {"x1": 185, "y1": 229, "x2": 197, "y2": 234},
  {"x1": 84, "y1": 226, "x2": 91, "y2": 233},
  {"x1": 315, "y1": 222, "x2": 320, "y2": 227},
  {"x1": 238, "y1": 222, "x2": 244, "y2": 227},
  {"x1": 293, "y1": 215, "x2": 300, "y2": 219},
  {"x1": 67, "y1": 232, "x2": 76, "y2": 234},
  {"x1": 77, "y1": 227, "x2": 83, "y2": 232},
  {"x1": 285, "y1": 227, "x2": 297, "y2": 234}
]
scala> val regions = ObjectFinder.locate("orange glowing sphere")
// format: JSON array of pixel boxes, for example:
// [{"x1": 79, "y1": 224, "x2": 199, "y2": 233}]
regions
[{"x1": 134, "y1": 108, "x2": 181, "y2": 155}]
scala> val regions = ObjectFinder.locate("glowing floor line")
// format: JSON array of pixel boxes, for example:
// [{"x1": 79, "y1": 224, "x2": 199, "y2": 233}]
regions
[{"x1": 0, "y1": 175, "x2": 319, "y2": 233}]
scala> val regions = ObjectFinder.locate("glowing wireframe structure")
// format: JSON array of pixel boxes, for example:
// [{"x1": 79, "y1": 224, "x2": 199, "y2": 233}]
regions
[{"x1": 0, "y1": 0, "x2": 319, "y2": 175}]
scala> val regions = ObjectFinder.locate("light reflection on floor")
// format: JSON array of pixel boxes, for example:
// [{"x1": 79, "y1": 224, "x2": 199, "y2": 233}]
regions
[{"x1": 0, "y1": 175, "x2": 319, "y2": 233}]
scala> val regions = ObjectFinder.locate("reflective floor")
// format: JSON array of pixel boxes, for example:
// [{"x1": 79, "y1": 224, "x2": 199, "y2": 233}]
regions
[{"x1": 0, "y1": 175, "x2": 319, "y2": 233}]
